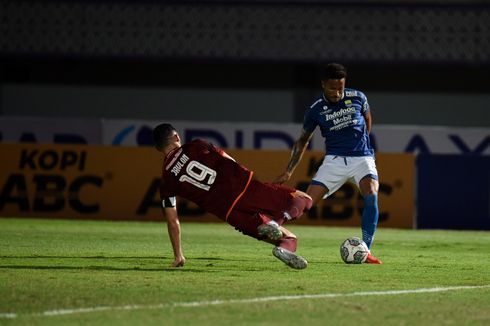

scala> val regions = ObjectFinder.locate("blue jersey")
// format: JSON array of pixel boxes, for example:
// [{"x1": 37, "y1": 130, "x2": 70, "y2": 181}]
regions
[{"x1": 303, "y1": 88, "x2": 374, "y2": 157}]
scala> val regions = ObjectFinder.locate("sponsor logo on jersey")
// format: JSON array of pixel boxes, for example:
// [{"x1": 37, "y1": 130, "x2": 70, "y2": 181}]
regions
[
  {"x1": 319, "y1": 106, "x2": 332, "y2": 115},
  {"x1": 344, "y1": 100, "x2": 352, "y2": 105},
  {"x1": 325, "y1": 107, "x2": 356, "y2": 121},
  {"x1": 345, "y1": 91, "x2": 357, "y2": 97}
]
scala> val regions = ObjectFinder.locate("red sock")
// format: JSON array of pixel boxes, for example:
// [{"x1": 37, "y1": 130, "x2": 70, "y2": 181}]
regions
[{"x1": 277, "y1": 236, "x2": 297, "y2": 252}]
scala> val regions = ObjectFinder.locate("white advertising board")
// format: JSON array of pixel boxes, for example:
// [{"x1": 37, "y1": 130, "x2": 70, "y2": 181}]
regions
[
  {"x1": 103, "y1": 119, "x2": 490, "y2": 155},
  {"x1": 1, "y1": 116, "x2": 487, "y2": 155},
  {"x1": 0, "y1": 117, "x2": 102, "y2": 145}
]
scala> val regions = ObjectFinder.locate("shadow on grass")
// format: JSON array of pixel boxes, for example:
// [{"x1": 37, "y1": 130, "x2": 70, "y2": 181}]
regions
[
  {"x1": 0, "y1": 255, "x2": 266, "y2": 273},
  {"x1": 0, "y1": 265, "x2": 214, "y2": 272},
  {"x1": 0, "y1": 256, "x2": 226, "y2": 260}
]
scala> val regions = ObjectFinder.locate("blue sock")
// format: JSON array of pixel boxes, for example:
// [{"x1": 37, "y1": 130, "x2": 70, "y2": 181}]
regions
[{"x1": 361, "y1": 194, "x2": 378, "y2": 250}]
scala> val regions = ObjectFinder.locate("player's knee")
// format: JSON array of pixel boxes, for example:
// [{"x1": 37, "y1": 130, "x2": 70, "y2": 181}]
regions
[
  {"x1": 287, "y1": 195, "x2": 313, "y2": 219},
  {"x1": 364, "y1": 189, "x2": 377, "y2": 197}
]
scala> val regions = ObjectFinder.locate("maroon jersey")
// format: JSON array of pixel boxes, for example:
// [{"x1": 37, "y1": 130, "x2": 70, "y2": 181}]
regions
[{"x1": 159, "y1": 139, "x2": 253, "y2": 220}]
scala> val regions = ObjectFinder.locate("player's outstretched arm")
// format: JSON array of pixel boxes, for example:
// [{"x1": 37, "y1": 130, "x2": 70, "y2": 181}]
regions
[
  {"x1": 163, "y1": 206, "x2": 186, "y2": 267},
  {"x1": 274, "y1": 130, "x2": 313, "y2": 184},
  {"x1": 364, "y1": 110, "x2": 373, "y2": 134}
]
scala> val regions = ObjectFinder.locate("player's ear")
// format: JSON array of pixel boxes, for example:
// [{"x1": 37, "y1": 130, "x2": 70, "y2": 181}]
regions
[{"x1": 175, "y1": 133, "x2": 181, "y2": 143}]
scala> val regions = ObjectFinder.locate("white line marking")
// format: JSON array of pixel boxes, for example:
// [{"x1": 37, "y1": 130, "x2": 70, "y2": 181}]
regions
[{"x1": 1, "y1": 284, "x2": 489, "y2": 319}]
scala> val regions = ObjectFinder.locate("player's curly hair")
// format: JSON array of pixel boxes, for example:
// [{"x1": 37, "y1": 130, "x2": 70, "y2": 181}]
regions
[
  {"x1": 153, "y1": 123, "x2": 177, "y2": 151},
  {"x1": 321, "y1": 63, "x2": 347, "y2": 81}
]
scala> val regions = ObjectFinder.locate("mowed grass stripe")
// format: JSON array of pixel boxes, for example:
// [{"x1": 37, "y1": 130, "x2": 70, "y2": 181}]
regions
[{"x1": 2, "y1": 284, "x2": 489, "y2": 319}]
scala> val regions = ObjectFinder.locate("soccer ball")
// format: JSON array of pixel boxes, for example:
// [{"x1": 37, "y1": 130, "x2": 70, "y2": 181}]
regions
[{"x1": 340, "y1": 237, "x2": 369, "y2": 264}]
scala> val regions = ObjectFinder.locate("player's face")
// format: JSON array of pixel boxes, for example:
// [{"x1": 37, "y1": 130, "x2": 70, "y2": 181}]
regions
[{"x1": 321, "y1": 78, "x2": 345, "y2": 103}]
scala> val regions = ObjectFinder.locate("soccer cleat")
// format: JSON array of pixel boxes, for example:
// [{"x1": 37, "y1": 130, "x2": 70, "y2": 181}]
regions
[
  {"x1": 257, "y1": 220, "x2": 283, "y2": 241},
  {"x1": 272, "y1": 247, "x2": 308, "y2": 269},
  {"x1": 365, "y1": 253, "x2": 383, "y2": 264}
]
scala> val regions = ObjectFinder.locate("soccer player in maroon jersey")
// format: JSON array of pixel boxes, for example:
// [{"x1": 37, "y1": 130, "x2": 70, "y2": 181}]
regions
[{"x1": 153, "y1": 123, "x2": 313, "y2": 269}]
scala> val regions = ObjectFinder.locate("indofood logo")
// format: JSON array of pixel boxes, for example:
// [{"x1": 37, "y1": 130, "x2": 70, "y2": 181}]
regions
[
  {"x1": 0, "y1": 148, "x2": 104, "y2": 213},
  {"x1": 325, "y1": 107, "x2": 356, "y2": 122}
]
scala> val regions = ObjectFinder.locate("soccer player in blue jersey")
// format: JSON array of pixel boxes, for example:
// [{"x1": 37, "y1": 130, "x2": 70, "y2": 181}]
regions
[{"x1": 274, "y1": 63, "x2": 382, "y2": 264}]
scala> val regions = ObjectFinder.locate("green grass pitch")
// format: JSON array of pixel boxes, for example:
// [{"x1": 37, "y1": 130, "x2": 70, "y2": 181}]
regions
[{"x1": 1, "y1": 218, "x2": 490, "y2": 325}]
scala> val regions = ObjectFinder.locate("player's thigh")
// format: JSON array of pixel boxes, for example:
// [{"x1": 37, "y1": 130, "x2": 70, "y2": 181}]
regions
[
  {"x1": 306, "y1": 184, "x2": 328, "y2": 205},
  {"x1": 227, "y1": 211, "x2": 268, "y2": 240},
  {"x1": 235, "y1": 180, "x2": 292, "y2": 214},
  {"x1": 312, "y1": 155, "x2": 349, "y2": 197},
  {"x1": 352, "y1": 157, "x2": 379, "y2": 195}
]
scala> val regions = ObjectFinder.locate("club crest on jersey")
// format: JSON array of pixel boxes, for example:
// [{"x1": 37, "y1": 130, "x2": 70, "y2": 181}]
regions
[
  {"x1": 320, "y1": 106, "x2": 332, "y2": 115},
  {"x1": 344, "y1": 100, "x2": 352, "y2": 105}
]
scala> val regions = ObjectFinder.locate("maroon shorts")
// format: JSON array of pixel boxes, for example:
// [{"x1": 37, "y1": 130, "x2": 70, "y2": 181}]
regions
[{"x1": 226, "y1": 180, "x2": 294, "y2": 239}]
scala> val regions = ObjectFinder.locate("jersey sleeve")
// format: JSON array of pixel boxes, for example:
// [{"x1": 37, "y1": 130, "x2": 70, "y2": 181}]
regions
[
  {"x1": 303, "y1": 106, "x2": 318, "y2": 134},
  {"x1": 162, "y1": 196, "x2": 176, "y2": 208},
  {"x1": 194, "y1": 138, "x2": 230, "y2": 159},
  {"x1": 159, "y1": 178, "x2": 177, "y2": 204},
  {"x1": 359, "y1": 91, "x2": 370, "y2": 115},
  {"x1": 207, "y1": 141, "x2": 225, "y2": 156}
]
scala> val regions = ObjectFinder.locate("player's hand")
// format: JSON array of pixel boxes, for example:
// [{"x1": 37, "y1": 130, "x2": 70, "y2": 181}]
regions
[
  {"x1": 172, "y1": 256, "x2": 186, "y2": 267},
  {"x1": 273, "y1": 172, "x2": 292, "y2": 184},
  {"x1": 292, "y1": 190, "x2": 312, "y2": 200}
]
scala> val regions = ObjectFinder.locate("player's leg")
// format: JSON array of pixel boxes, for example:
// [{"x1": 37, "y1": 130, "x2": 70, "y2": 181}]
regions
[
  {"x1": 307, "y1": 154, "x2": 349, "y2": 204},
  {"x1": 228, "y1": 210, "x2": 283, "y2": 242},
  {"x1": 227, "y1": 211, "x2": 307, "y2": 269},
  {"x1": 354, "y1": 156, "x2": 379, "y2": 249},
  {"x1": 359, "y1": 176, "x2": 379, "y2": 249},
  {"x1": 258, "y1": 223, "x2": 308, "y2": 269},
  {"x1": 283, "y1": 190, "x2": 313, "y2": 221},
  {"x1": 354, "y1": 156, "x2": 382, "y2": 264},
  {"x1": 232, "y1": 179, "x2": 311, "y2": 225},
  {"x1": 271, "y1": 226, "x2": 308, "y2": 269},
  {"x1": 306, "y1": 183, "x2": 328, "y2": 205},
  {"x1": 257, "y1": 219, "x2": 283, "y2": 241},
  {"x1": 359, "y1": 177, "x2": 382, "y2": 264}
]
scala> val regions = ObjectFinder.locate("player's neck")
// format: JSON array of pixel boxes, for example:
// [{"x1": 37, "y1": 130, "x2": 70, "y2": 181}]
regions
[{"x1": 163, "y1": 143, "x2": 181, "y2": 159}]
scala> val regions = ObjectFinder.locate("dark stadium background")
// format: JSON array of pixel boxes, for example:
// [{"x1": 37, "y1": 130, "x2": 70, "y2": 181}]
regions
[
  {"x1": 0, "y1": 0, "x2": 489, "y2": 126},
  {"x1": 0, "y1": 0, "x2": 489, "y2": 229}
]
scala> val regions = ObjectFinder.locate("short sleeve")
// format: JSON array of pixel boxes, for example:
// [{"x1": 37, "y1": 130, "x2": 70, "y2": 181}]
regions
[
  {"x1": 303, "y1": 107, "x2": 318, "y2": 134},
  {"x1": 162, "y1": 196, "x2": 176, "y2": 208},
  {"x1": 359, "y1": 92, "x2": 370, "y2": 114}
]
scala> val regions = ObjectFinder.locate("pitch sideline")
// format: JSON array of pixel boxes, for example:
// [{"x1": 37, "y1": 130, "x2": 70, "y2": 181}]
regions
[{"x1": 1, "y1": 284, "x2": 489, "y2": 319}]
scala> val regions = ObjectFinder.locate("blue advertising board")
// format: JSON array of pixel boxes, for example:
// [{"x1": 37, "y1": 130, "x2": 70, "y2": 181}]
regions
[{"x1": 417, "y1": 154, "x2": 490, "y2": 230}]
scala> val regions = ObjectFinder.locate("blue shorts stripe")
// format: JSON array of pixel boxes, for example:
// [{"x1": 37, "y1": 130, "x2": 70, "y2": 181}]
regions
[
  {"x1": 360, "y1": 174, "x2": 378, "y2": 181},
  {"x1": 311, "y1": 180, "x2": 329, "y2": 189}
]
